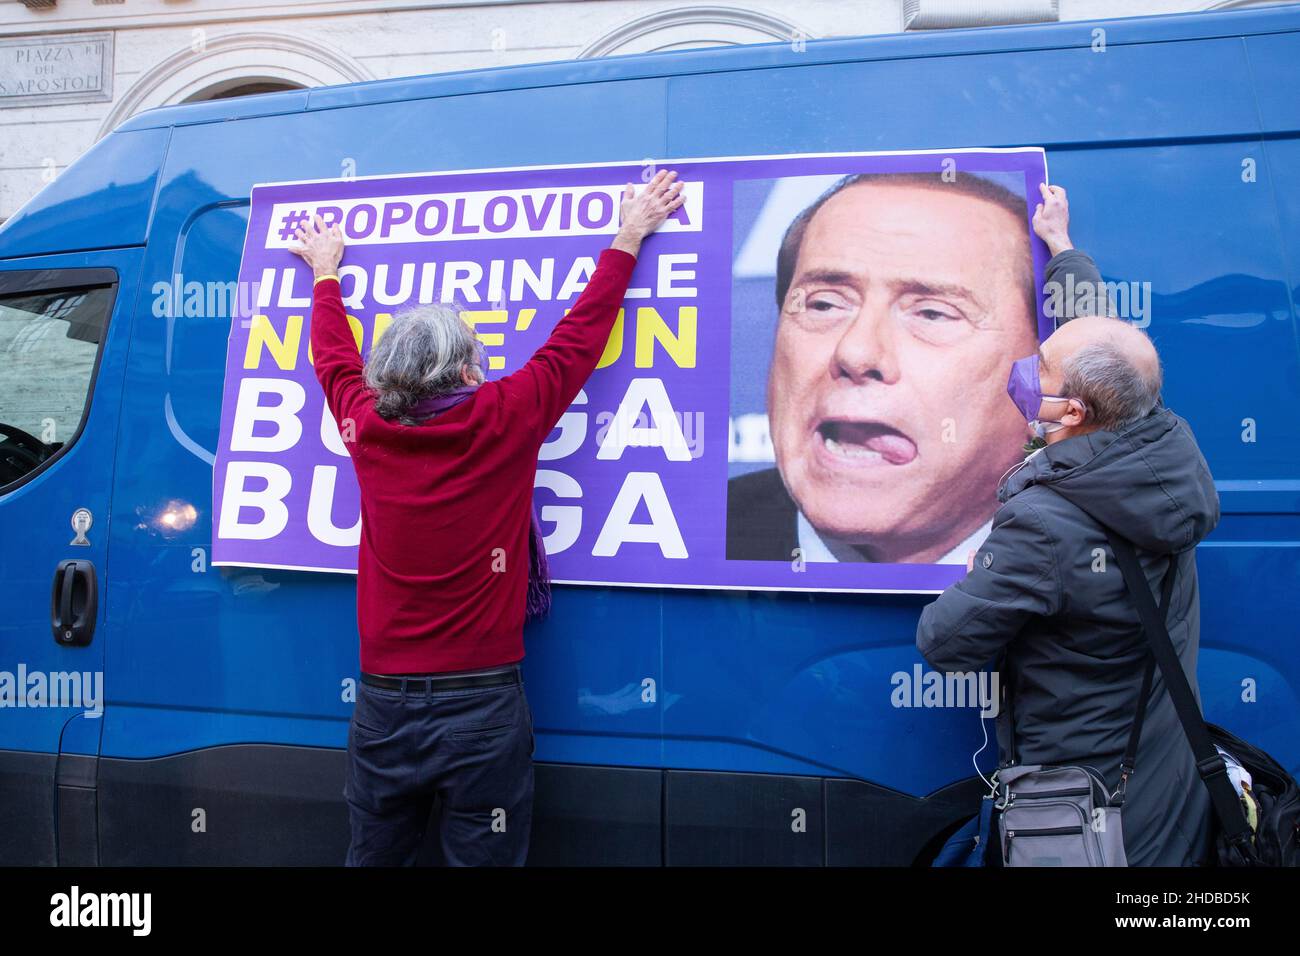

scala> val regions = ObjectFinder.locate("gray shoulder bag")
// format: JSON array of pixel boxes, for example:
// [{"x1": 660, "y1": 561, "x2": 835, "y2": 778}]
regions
[{"x1": 994, "y1": 551, "x2": 1177, "y2": 867}]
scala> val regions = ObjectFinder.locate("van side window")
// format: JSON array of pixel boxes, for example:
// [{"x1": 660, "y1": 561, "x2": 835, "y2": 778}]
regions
[{"x1": 0, "y1": 281, "x2": 115, "y2": 490}]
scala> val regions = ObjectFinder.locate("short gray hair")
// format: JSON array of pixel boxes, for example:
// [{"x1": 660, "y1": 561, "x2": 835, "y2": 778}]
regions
[
  {"x1": 363, "y1": 303, "x2": 483, "y2": 422},
  {"x1": 1060, "y1": 336, "x2": 1162, "y2": 432}
]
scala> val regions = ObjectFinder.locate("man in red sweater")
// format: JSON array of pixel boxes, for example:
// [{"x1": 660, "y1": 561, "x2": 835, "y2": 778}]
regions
[{"x1": 290, "y1": 169, "x2": 684, "y2": 865}]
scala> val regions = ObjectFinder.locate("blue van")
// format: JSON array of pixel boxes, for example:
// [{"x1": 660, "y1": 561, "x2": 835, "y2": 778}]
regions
[{"x1": 2, "y1": 4, "x2": 1298, "y2": 866}]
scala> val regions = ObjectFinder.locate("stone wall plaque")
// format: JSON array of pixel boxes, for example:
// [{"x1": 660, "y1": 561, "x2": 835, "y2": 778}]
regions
[{"x1": 0, "y1": 32, "x2": 114, "y2": 107}]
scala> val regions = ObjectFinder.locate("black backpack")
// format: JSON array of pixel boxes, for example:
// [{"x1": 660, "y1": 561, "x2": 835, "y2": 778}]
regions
[{"x1": 1202, "y1": 721, "x2": 1300, "y2": 866}]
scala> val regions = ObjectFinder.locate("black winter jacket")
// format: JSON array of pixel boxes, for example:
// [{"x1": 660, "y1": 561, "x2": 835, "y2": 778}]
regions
[{"x1": 916, "y1": 252, "x2": 1219, "y2": 866}]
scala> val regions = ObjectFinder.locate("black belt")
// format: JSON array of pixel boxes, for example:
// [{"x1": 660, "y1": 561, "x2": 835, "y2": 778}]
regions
[{"x1": 360, "y1": 666, "x2": 519, "y2": 692}]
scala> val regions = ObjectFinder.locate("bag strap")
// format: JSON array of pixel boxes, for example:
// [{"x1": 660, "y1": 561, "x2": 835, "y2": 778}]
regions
[
  {"x1": 1102, "y1": 529, "x2": 1255, "y2": 852},
  {"x1": 1114, "y1": 555, "x2": 1176, "y2": 803},
  {"x1": 997, "y1": 552, "x2": 1174, "y2": 780}
]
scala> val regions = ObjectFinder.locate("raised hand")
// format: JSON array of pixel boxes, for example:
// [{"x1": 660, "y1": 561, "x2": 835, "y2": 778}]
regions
[
  {"x1": 612, "y1": 169, "x2": 686, "y2": 256},
  {"x1": 1032, "y1": 182, "x2": 1073, "y2": 257},
  {"x1": 289, "y1": 213, "x2": 345, "y2": 278}
]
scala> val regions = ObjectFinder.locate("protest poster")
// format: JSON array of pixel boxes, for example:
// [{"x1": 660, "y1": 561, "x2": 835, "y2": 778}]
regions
[{"x1": 212, "y1": 148, "x2": 1050, "y2": 592}]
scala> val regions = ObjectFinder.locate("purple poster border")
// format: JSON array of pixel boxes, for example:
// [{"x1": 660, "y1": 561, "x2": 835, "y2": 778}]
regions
[{"x1": 212, "y1": 148, "x2": 1051, "y2": 595}]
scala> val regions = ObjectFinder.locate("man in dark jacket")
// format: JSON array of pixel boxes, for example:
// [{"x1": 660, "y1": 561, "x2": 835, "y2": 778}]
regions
[{"x1": 916, "y1": 184, "x2": 1218, "y2": 866}]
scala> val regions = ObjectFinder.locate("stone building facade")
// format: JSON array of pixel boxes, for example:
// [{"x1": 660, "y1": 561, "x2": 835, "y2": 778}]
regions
[{"x1": 0, "y1": 0, "x2": 1277, "y2": 220}]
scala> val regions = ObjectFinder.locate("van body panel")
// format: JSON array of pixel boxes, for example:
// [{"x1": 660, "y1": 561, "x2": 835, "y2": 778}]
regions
[
  {"x1": 0, "y1": 249, "x2": 144, "y2": 864},
  {"x1": 0, "y1": 130, "x2": 169, "y2": 259},
  {"x1": 0, "y1": 250, "x2": 143, "y2": 755}
]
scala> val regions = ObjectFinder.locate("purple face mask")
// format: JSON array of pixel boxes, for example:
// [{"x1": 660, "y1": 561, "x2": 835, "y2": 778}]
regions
[
  {"x1": 1007, "y1": 353, "x2": 1086, "y2": 437},
  {"x1": 1007, "y1": 353, "x2": 1047, "y2": 422}
]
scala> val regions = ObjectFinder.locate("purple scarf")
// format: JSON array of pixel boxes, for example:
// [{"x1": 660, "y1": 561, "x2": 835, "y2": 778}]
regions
[{"x1": 406, "y1": 385, "x2": 551, "y2": 620}]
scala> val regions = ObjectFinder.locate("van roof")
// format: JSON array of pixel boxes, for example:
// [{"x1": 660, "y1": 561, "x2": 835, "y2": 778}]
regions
[{"x1": 115, "y1": 3, "x2": 1300, "y2": 133}]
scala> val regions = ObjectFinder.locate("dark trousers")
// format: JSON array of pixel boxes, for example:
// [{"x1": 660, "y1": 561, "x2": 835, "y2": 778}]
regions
[{"x1": 343, "y1": 670, "x2": 535, "y2": 866}]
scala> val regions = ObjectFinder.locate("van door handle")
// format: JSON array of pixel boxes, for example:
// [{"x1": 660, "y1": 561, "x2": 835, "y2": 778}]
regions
[{"x1": 51, "y1": 559, "x2": 97, "y2": 646}]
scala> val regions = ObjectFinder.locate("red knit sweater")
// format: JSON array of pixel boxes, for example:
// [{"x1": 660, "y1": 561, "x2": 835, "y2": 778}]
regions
[{"x1": 310, "y1": 248, "x2": 636, "y2": 673}]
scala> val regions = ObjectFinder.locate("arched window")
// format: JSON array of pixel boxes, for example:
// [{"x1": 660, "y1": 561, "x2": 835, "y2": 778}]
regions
[
  {"x1": 579, "y1": 5, "x2": 811, "y2": 58},
  {"x1": 186, "y1": 80, "x2": 304, "y2": 102},
  {"x1": 97, "y1": 33, "x2": 370, "y2": 139}
]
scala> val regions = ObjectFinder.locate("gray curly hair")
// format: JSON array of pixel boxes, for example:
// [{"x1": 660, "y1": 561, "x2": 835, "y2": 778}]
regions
[{"x1": 363, "y1": 303, "x2": 484, "y2": 422}]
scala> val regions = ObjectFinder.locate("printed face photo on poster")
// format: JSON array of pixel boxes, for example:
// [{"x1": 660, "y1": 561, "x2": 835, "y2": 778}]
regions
[{"x1": 726, "y1": 170, "x2": 1041, "y2": 566}]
